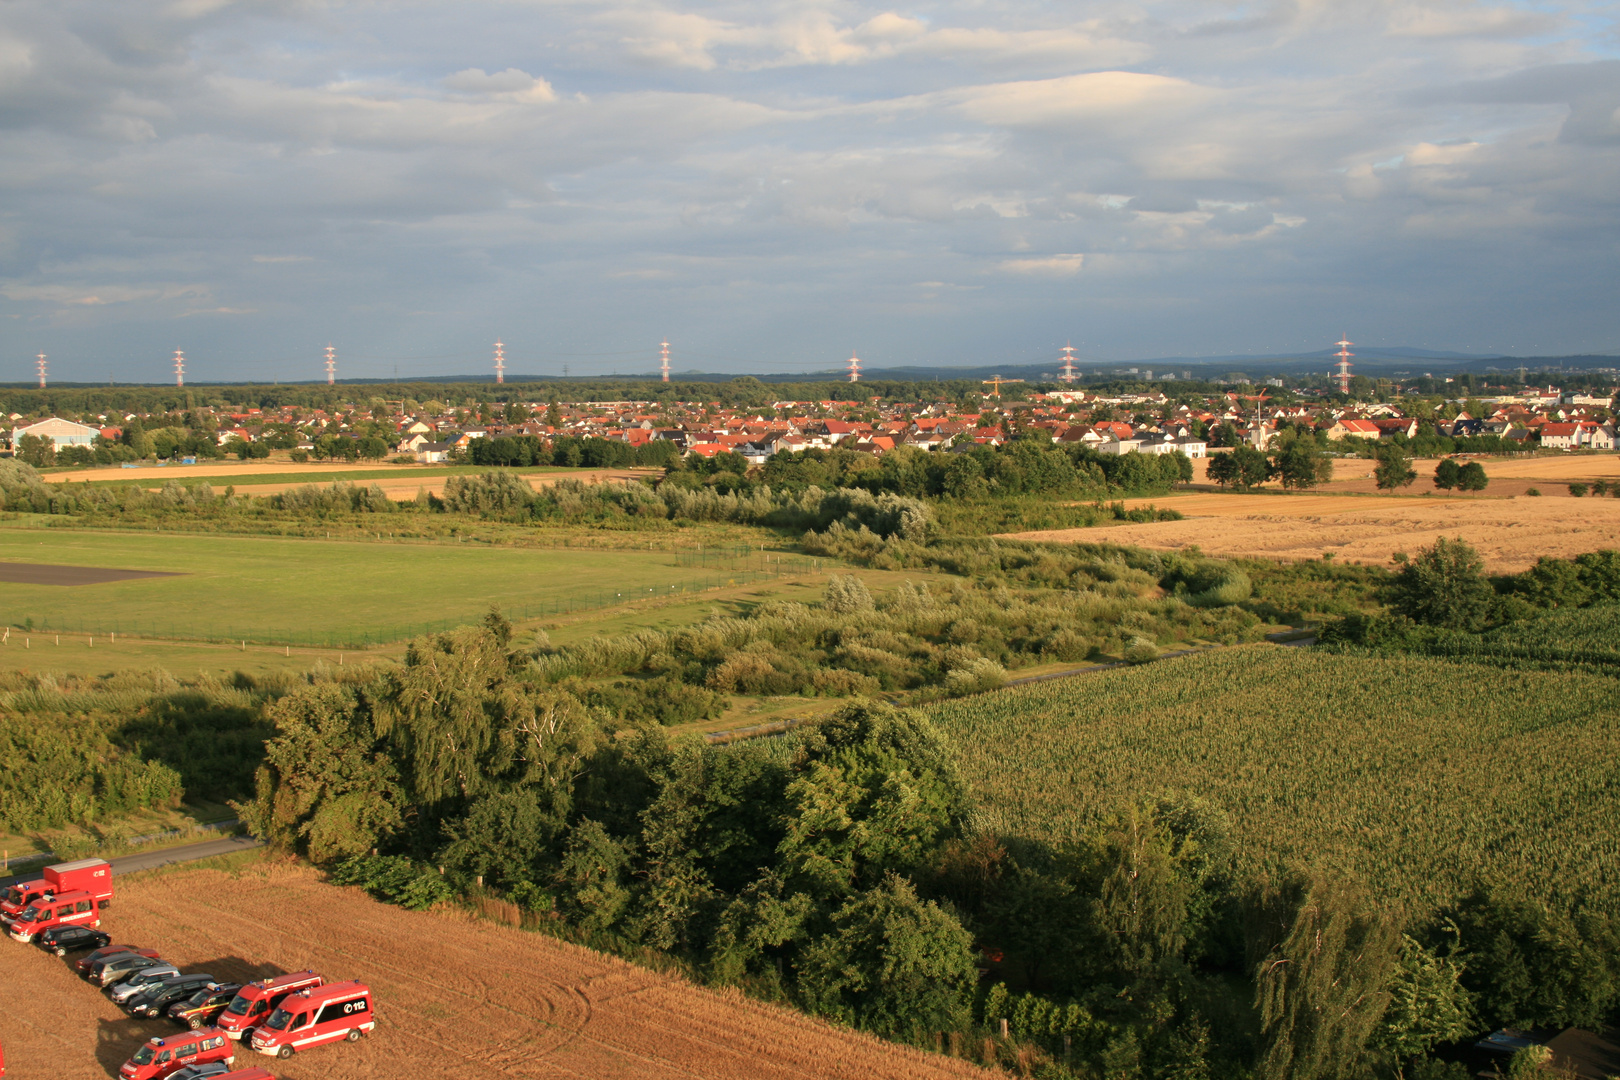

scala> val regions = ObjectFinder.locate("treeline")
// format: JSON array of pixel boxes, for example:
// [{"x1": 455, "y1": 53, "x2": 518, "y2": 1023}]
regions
[
  {"x1": 1320, "y1": 541, "x2": 1620, "y2": 673},
  {"x1": 0, "y1": 668, "x2": 283, "y2": 835},
  {"x1": 1, "y1": 375, "x2": 1034, "y2": 417}
]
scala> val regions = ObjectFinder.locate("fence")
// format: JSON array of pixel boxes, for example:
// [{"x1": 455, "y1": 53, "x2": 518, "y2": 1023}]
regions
[{"x1": 6, "y1": 553, "x2": 826, "y2": 650}]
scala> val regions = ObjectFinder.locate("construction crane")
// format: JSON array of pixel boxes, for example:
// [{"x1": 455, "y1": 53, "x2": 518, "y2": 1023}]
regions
[{"x1": 981, "y1": 375, "x2": 1025, "y2": 399}]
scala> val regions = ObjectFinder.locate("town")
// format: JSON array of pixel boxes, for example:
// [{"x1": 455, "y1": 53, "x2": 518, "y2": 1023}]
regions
[{"x1": 6, "y1": 376, "x2": 1617, "y2": 469}]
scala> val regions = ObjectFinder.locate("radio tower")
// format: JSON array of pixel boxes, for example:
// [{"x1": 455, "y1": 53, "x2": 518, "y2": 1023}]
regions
[
  {"x1": 173, "y1": 349, "x2": 185, "y2": 388},
  {"x1": 660, "y1": 339, "x2": 671, "y2": 383},
  {"x1": 493, "y1": 340, "x2": 505, "y2": 385},
  {"x1": 846, "y1": 351, "x2": 862, "y2": 383},
  {"x1": 1058, "y1": 343, "x2": 1079, "y2": 383},
  {"x1": 1332, "y1": 336, "x2": 1355, "y2": 395},
  {"x1": 324, "y1": 344, "x2": 336, "y2": 385},
  {"x1": 35, "y1": 352, "x2": 46, "y2": 389}
]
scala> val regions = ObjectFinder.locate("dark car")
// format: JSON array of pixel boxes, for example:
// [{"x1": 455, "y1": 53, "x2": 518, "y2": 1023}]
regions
[
  {"x1": 166, "y1": 1064, "x2": 234, "y2": 1080},
  {"x1": 126, "y1": 975, "x2": 220, "y2": 1018},
  {"x1": 35, "y1": 925, "x2": 111, "y2": 957},
  {"x1": 168, "y1": 985, "x2": 243, "y2": 1030},
  {"x1": 76, "y1": 945, "x2": 158, "y2": 976}
]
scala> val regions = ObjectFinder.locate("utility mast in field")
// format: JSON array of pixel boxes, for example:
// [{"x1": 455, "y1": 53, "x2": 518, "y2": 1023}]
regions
[
  {"x1": 846, "y1": 352, "x2": 862, "y2": 383},
  {"x1": 660, "y1": 339, "x2": 671, "y2": 383},
  {"x1": 173, "y1": 349, "x2": 186, "y2": 387},
  {"x1": 324, "y1": 344, "x2": 337, "y2": 385},
  {"x1": 1058, "y1": 343, "x2": 1079, "y2": 383},
  {"x1": 493, "y1": 340, "x2": 505, "y2": 384},
  {"x1": 1332, "y1": 336, "x2": 1354, "y2": 394},
  {"x1": 35, "y1": 352, "x2": 46, "y2": 389}
]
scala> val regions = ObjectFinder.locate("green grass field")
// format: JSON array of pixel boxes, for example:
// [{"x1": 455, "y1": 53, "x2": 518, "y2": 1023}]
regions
[
  {"x1": 928, "y1": 645, "x2": 1620, "y2": 915},
  {"x1": 0, "y1": 524, "x2": 785, "y2": 646}
]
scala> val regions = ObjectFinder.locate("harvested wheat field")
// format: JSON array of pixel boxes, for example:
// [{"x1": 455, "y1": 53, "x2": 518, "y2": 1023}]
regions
[
  {"x1": 0, "y1": 860, "x2": 988, "y2": 1080},
  {"x1": 1186, "y1": 453, "x2": 1620, "y2": 498},
  {"x1": 1006, "y1": 491, "x2": 1620, "y2": 572}
]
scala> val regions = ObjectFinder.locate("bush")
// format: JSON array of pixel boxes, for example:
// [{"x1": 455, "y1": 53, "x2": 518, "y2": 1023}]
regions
[
  {"x1": 329, "y1": 853, "x2": 454, "y2": 910},
  {"x1": 1123, "y1": 636, "x2": 1161, "y2": 664},
  {"x1": 1569, "y1": 482, "x2": 1589, "y2": 498}
]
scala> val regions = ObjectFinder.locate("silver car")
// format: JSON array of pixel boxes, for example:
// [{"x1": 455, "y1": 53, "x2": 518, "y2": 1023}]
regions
[{"x1": 110, "y1": 964, "x2": 181, "y2": 1004}]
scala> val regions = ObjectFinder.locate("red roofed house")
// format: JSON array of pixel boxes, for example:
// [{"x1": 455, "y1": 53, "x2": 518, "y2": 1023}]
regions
[{"x1": 1326, "y1": 418, "x2": 1381, "y2": 440}]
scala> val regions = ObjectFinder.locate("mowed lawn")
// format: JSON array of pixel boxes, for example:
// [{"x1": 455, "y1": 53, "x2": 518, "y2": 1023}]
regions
[{"x1": 0, "y1": 526, "x2": 749, "y2": 645}]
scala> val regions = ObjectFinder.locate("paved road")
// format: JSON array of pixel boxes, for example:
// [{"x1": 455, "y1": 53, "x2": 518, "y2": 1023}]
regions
[{"x1": 0, "y1": 834, "x2": 263, "y2": 890}]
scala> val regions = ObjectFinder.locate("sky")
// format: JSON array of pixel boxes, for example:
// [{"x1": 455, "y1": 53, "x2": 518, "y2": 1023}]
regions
[{"x1": 2, "y1": 0, "x2": 1618, "y2": 383}]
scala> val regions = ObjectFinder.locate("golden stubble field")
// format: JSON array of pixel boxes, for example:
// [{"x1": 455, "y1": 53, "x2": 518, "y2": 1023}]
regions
[
  {"x1": 0, "y1": 861, "x2": 988, "y2": 1080},
  {"x1": 1004, "y1": 454, "x2": 1620, "y2": 571}
]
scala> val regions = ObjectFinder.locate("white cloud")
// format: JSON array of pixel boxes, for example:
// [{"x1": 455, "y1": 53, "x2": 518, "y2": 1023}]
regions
[
  {"x1": 996, "y1": 254, "x2": 1085, "y2": 275},
  {"x1": 441, "y1": 67, "x2": 556, "y2": 103}
]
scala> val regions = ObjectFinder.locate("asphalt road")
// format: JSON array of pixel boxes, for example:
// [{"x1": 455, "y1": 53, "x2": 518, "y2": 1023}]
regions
[{"x1": 0, "y1": 834, "x2": 264, "y2": 890}]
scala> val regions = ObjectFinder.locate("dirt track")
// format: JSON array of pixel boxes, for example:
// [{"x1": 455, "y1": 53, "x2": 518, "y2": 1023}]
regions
[
  {"x1": 0, "y1": 861, "x2": 988, "y2": 1080},
  {"x1": 0, "y1": 563, "x2": 183, "y2": 586}
]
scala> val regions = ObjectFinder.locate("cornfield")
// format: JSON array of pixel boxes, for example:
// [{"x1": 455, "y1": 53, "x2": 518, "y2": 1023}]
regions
[{"x1": 929, "y1": 645, "x2": 1620, "y2": 915}]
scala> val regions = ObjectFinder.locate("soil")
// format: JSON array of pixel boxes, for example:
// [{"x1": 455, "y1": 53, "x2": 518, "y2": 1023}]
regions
[
  {"x1": 0, "y1": 564, "x2": 184, "y2": 586},
  {"x1": 0, "y1": 861, "x2": 989, "y2": 1080}
]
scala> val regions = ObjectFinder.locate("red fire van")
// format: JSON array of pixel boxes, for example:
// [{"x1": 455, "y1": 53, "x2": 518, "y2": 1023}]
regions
[
  {"x1": 248, "y1": 982, "x2": 374, "y2": 1059},
  {"x1": 118, "y1": 1029, "x2": 234, "y2": 1080},
  {"x1": 215, "y1": 972, "x2": 323, "y2": 1041}
]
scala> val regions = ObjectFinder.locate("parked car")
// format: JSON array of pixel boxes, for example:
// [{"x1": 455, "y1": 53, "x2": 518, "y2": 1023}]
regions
[
  {"x1": 78, "y1": 945, "x2": 158, "y2": 976},
  {"x1": 169, "y1": 986, "x2": 243, "y2": 1030},
  {"x1": 36, "y1": 924, "x2": 111, "y2": 956},
  {"x1": 91, "y1": 953, "x2": 168, "y2": 987},
  {"x1": 127, "y1": 976, "x2": 221, "y2": 1018},
  {"x1": 111, "y1": 965, "x2": 183, "y2": 1004},
  {"x1": 164, "y1": 1065, "x2": 233, "y2": 1080},
  {"x1": 119, "y1": 1029, "x2": 234, "y2": 1080},
  {"x1": 248, "y1": 981, "x2": 374, "y2": 1059}
]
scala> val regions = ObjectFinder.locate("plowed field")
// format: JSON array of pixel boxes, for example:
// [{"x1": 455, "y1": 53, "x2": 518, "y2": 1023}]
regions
[{"x1": 0, "y1": 861, "x2": 987, "y2": 1080}]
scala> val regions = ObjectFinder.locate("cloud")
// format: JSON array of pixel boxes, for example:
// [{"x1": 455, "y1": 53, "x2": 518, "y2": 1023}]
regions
[
  {"x1": 996, "y1": 254, "x2": 1085, "y2": 275},
  {"x1": 0, "y1": 0, "x2": 1616, "y2": 376},
  {"x1": 441, "y1": 67, "x2": 556, "y2": 103}
]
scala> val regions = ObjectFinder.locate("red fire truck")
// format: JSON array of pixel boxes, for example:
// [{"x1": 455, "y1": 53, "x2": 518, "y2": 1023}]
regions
[
  {"x1": 215, "y1": 972, "x2": 323, "y2": 1041},
  {"x1": 118, "y1": 1029, "x2": 234, "y2": 1080},
  {"x1": 1, "y1": 858, "x2": 112, "y2": 922},
  {"x1": 4, "y1": 889, "x2": 108, "y2": 943},
  {"x1": 248, "y1": 982, "x2": 374, "y2": 1059}
]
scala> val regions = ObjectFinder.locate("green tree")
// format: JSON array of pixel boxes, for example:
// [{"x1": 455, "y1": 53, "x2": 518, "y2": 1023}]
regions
[
  {"x1": 1457, "y1": 462, "x2": 1487, "y2": 491},
  {"x1": 13, "y1": 433, "x2": 54, "y2": 467},
  {"x1": 235, "y1": 683, "x2": 406, "y2": 863},
  {"x1": 1094, "y1": 806, "x2": 1190, "y2": 980},
  {"x1": 1253, "y1": 876, "x2": 1398, "y2": 1080},
  {"x1": 1372, "y1": 928, "x2": 1477, "y2": 1078},
  {"x1": 1208, "y1": 445, "x2": 1270, "y2": 491},
  {"x1": 1386, "y1": 537, "x2": 1495, "y2": 630},
  {"x1": 796, "y1": 872, "x2": 978, "y2": 1039},
  {"x1": 1271, "y1": 439, "x2": 1334, "y2": 490},
  {"x1": 1374, "y1": 445, "x2": 1417, "y2": 490},
  {"x1": 554, "y1": 817, "x2": 634, "y2": 934},
  {"x1": 1432, "y1": 459, "x2": 1461, "y2": 491}
]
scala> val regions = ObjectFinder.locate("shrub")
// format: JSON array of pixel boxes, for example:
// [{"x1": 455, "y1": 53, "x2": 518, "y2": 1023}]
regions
[
  {"x1": 1123, "y1": 636, "x2": 1161, "y2": 664},
  {"x1": 1569, "y1": 482, "x2": 1589, "y2": 498}
]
